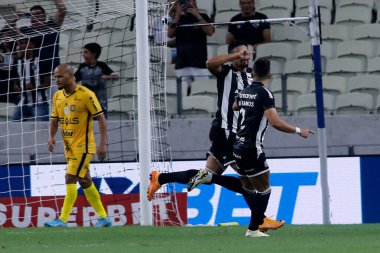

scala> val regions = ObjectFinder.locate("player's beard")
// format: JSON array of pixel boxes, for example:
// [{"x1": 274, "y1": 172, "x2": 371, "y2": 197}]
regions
[{"x1": 240, "y1": 60, "x2": 249, "y2": 68}]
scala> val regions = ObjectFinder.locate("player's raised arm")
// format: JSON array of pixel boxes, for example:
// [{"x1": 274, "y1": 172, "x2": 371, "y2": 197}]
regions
[
  {"x1": 96, "y1": 113, "x2": 107, "y2": 161},
  {"x1": 206, "y1": 46, "x2": 250, "y2": 76},
  {"x1": 264, "y1": 108, "x2": 315, "y2": 138}
]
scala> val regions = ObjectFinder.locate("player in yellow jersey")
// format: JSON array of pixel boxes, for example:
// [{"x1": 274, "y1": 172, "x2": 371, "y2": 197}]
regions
[{"x1": 45, "y1": 64, "x2": 111, "y2": 227}]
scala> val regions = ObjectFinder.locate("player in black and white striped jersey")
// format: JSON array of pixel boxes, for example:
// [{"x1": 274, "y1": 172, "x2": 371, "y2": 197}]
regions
[
  {"x1": 148, "y1": 41, "x2": 284, "y2": 232},
  {"x1": 189, "y1": 58, "x2": 315, "y2": 237}
]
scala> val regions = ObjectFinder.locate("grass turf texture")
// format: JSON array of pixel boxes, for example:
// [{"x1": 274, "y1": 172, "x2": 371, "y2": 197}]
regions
[{"x1": 0, "y1": 225, "x2": 379, "y2": 253}]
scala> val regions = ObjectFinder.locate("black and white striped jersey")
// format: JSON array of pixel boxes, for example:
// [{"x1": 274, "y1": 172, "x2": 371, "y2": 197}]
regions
[
  {"x1": 14, "y1": 57, "x2": 48, "y2": 106},
  {"x1": 212, "y1": 64, "x2": 253, "y2": 133},
  {"x1": 235, "y1": 81, "x2": 275, "y2": 156}
]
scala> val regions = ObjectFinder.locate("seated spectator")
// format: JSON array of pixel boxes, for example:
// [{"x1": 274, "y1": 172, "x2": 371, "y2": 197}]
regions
[
  {"x1": 20, "y1": 0, "x2": 66, "y2": 74},
  {"x1": 74, "y1": 43, "x2": 119, "y2": 117},
  {"x1": 168, "y1": 0, "x2": 214, "y2": 96},
  {"x1": 227, "y1": 0, "x2": 271, "y2": 56},
  {"x1": 0, "y1": 26, "x2": 20, "y2": 104},
  {"x1": 12, "y1": 39, "x2": 51, "y2": 121}
]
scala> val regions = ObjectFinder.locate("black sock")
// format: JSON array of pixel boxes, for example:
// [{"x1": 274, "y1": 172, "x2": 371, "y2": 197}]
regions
[
  {"x1": 248, "y1": 188, "x2": 271, "y2": 231},
  {"x1": 211, "y1": 174, "x2": 245, "y2": 194},
  {"x1": 158, "y1": 170, "x2": 199, "y2": 185},
  {"x1": 243, "y1": 193, "x2": 254, "y2": 210}
]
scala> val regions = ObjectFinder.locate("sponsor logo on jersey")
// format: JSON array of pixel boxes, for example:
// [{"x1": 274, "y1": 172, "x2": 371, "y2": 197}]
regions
[
  {"x1": 62, "y1": 130, "x2": 75, "y2": 138},
  {"x1": 60, "y1": 118, "x2": 79, "y2": 125}
]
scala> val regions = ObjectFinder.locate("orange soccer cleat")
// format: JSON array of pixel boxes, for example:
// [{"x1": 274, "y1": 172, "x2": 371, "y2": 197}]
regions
[
  {"x1": 259, "y1": 217, "x2": 285, "y2": 232},
  {"x1": 147, "y1": 171, "x2": 161, "y2": 201}
]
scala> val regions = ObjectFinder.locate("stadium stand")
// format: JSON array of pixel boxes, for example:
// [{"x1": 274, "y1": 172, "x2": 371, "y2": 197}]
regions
[
  {"x1": 257, "y1": 0, "x2": 293, "y2": 12},
  {"x1": 337, "y1": 0, "x2": 375, "y2": 8},
  {"x1": 352, "y1": 24, "x2": 380, "y2": 40},
  {"x1": 256, "y1": 42, "x2": 295, "y2": 62},
  {"x1": 109, "y1": 80, "x2": 137, "y2": 98},
  {"x1": 215, "y1": 0, "x2": 240, "y2": 13},
  {"x1": 321, "y1": 25, "x2": 351, "y2": 43},
  {"x1": 367, "y1": 57, "x2": 380, "y2": 74},
  {"x1": 283, "y1": 59, "x2": 315, "y2": 78},
  {"x1": 214, "y1": 11, "x2": 240, "y2": 23},
  {"x1": 309, "y1": 76, "x2": 348, "y2": 97},
  {"x1": 295, "y1": 93, "x2": 335, "y2": 116},
  {"x1": 335, "y1": 5, "x2": 373, "y2": 25},
  {"x1": 347, "y1": 75, "x2": 380, "y2": 101},
  {"x1": 196, "y1": 0, "x2": 214, "y2": 15},
  {"x1": 272, "y1": 26, "x2": 309, "y2": 43},
  {"x1": 4, "y1": 0, "x2": 380, "y2": 117},
  {"x1": 336, "y1": 40, "x2": 376, "y2": 61},
  {"x1": 335, "y1": 93, "x2": 374, "y2": 115},
  {"x1": 274, "y1": 93, "x2": 297, "y2": 115},
  {"x1": 107, "y1": 97, "x2": 135, "y2": 119},
  {"x1": 182, "y1": 95, "x2": 217, "y2": 116},
  {"x1": 208, "y1": 27, "x2": 228, "y2": 45},
  {"x1": 0, "y1": 103, "x2": 15, "y2": 121},
  {"x1": 190, "y1": 79, "x2": 218, "y2": 100},
  {"x1": 270, "y1": 77, "x2": 309, "y2": 96},
  {"x1": 325, "y1": 58, "x2": 366, "y2": 77}
]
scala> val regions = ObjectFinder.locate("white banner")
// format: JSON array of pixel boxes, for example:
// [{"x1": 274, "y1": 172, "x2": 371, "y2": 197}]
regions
[{"x1": 30, "y1": 157, "x2": 362, "y2": 225}]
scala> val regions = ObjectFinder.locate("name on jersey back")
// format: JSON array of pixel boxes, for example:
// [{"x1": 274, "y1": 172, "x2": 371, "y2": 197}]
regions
[{"x1": 238, "y1": 93, "x2": 257, "y2": 107}]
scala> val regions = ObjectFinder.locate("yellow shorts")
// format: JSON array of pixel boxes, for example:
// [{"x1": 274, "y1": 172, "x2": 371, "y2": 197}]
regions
[{"x1": 66, "y1": 153, "x2": 93, "y2": 178}]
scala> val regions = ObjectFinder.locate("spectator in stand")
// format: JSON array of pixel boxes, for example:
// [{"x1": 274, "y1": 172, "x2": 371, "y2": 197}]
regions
[
  {"x1": 168, "y1": 0, "x2": 214, "y2": 96},
  {"x1": 74, "y1": 43, "x2": 119, "y2": 118},
  {"x1": 12, "y1": 39, "x2": 51, "y2": 121},
  {"x1": 20, "y1": 0, "x2": 66, "y2": 74},
  {"x1": 0, "y1": 21, "x2": 20, "y2": 104},
  {"x1": 227, "y1": 0, "x2": 271, "y2": 57}
]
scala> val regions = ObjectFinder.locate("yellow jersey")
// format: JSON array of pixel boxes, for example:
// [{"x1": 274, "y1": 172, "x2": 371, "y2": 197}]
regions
[{"x1": 51, "y1": 84, "x2": 103, "y2": 156}]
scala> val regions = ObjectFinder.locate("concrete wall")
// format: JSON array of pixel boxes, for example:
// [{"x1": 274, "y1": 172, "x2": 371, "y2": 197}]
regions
[{"x1": 0, "y1": 114, "x2": 379, "y2": 164}]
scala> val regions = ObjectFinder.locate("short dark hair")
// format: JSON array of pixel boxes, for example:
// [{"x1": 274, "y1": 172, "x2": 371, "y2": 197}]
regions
[
  {"x1": 228, "y1": 40, "x2": 248, "y2": 54},
  {"x1": 30, "y1": 5, "x2": 46, "y2": 15},
  {"x1": 84, "y1": 43, "x2": 102, "y2": 59},
  {"x1": 253, "y1": 57, "x2": 271, "y2": 79}
]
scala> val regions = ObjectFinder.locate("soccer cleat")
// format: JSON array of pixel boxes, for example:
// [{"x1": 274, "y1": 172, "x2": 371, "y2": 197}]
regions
[
  {"x1": 245, "y1": 229, "x2": 269, "y2": 237},
  {"x1": 95, "y1": 218, "x2": 112, "y2": 227},
  {"x1": 259, "y1": 217, "x2": 285, "y2": 232},
  {"x1": 44, "y1": 218, "x2": 67, "y2": 227},
  {"x1": 187, "y1": 168, "x2": 212, "y2": 192},
  {"x1": 147, "y1": 171, "x2": 161, "y2": 201}
]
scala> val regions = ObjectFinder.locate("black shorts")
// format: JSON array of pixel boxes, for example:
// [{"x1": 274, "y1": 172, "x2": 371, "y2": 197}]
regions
[
  {"x1": 233, "y1": 144, "x2": 269, "y2": 177},
  {"x1": 207, "y1": 125, "x2": 236, "y2": 169}
]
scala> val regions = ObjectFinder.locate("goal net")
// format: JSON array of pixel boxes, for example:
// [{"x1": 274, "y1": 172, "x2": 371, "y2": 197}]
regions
[{"x1": 0, "y1": 0, "x2": 185, "y2": 227}]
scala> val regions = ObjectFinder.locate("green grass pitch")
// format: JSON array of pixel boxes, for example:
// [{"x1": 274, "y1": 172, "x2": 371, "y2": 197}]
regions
[{"x1": 0, "y1": 225, "x2": 379, "y2": 253}]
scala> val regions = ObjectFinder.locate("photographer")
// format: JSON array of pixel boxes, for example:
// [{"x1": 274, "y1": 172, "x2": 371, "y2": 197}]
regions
[{"x1": 168, "y1": 0, "x2": 214, "y2": 96}]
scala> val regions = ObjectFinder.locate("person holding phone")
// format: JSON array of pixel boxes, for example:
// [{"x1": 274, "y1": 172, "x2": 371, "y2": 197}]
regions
[{"x1": 168, "y1": 0, "x2": 214, "y2": 96}]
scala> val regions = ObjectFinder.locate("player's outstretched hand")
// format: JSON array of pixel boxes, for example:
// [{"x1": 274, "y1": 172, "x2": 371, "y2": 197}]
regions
[
  {"x1": 48, "y1": 137, "x2": 56, "y2": 152},
  {"x1": 97, "y1": 144, "x2": 107, "y2": 161},
  {"x1": 299, "y1": 128, "x2": 315, "y2": 138}
]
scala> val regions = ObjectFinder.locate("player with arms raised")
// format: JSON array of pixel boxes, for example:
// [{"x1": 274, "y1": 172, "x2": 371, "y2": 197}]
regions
[
  {"x1": 149, "y1": 41, "x2": 284, "y2": 232},
  {"x1": 45, "y1": 64, "x2": 111, "y2": 227},
  {"x1": 189, "y1": 58, "x2": 315, "y2": 237}
]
